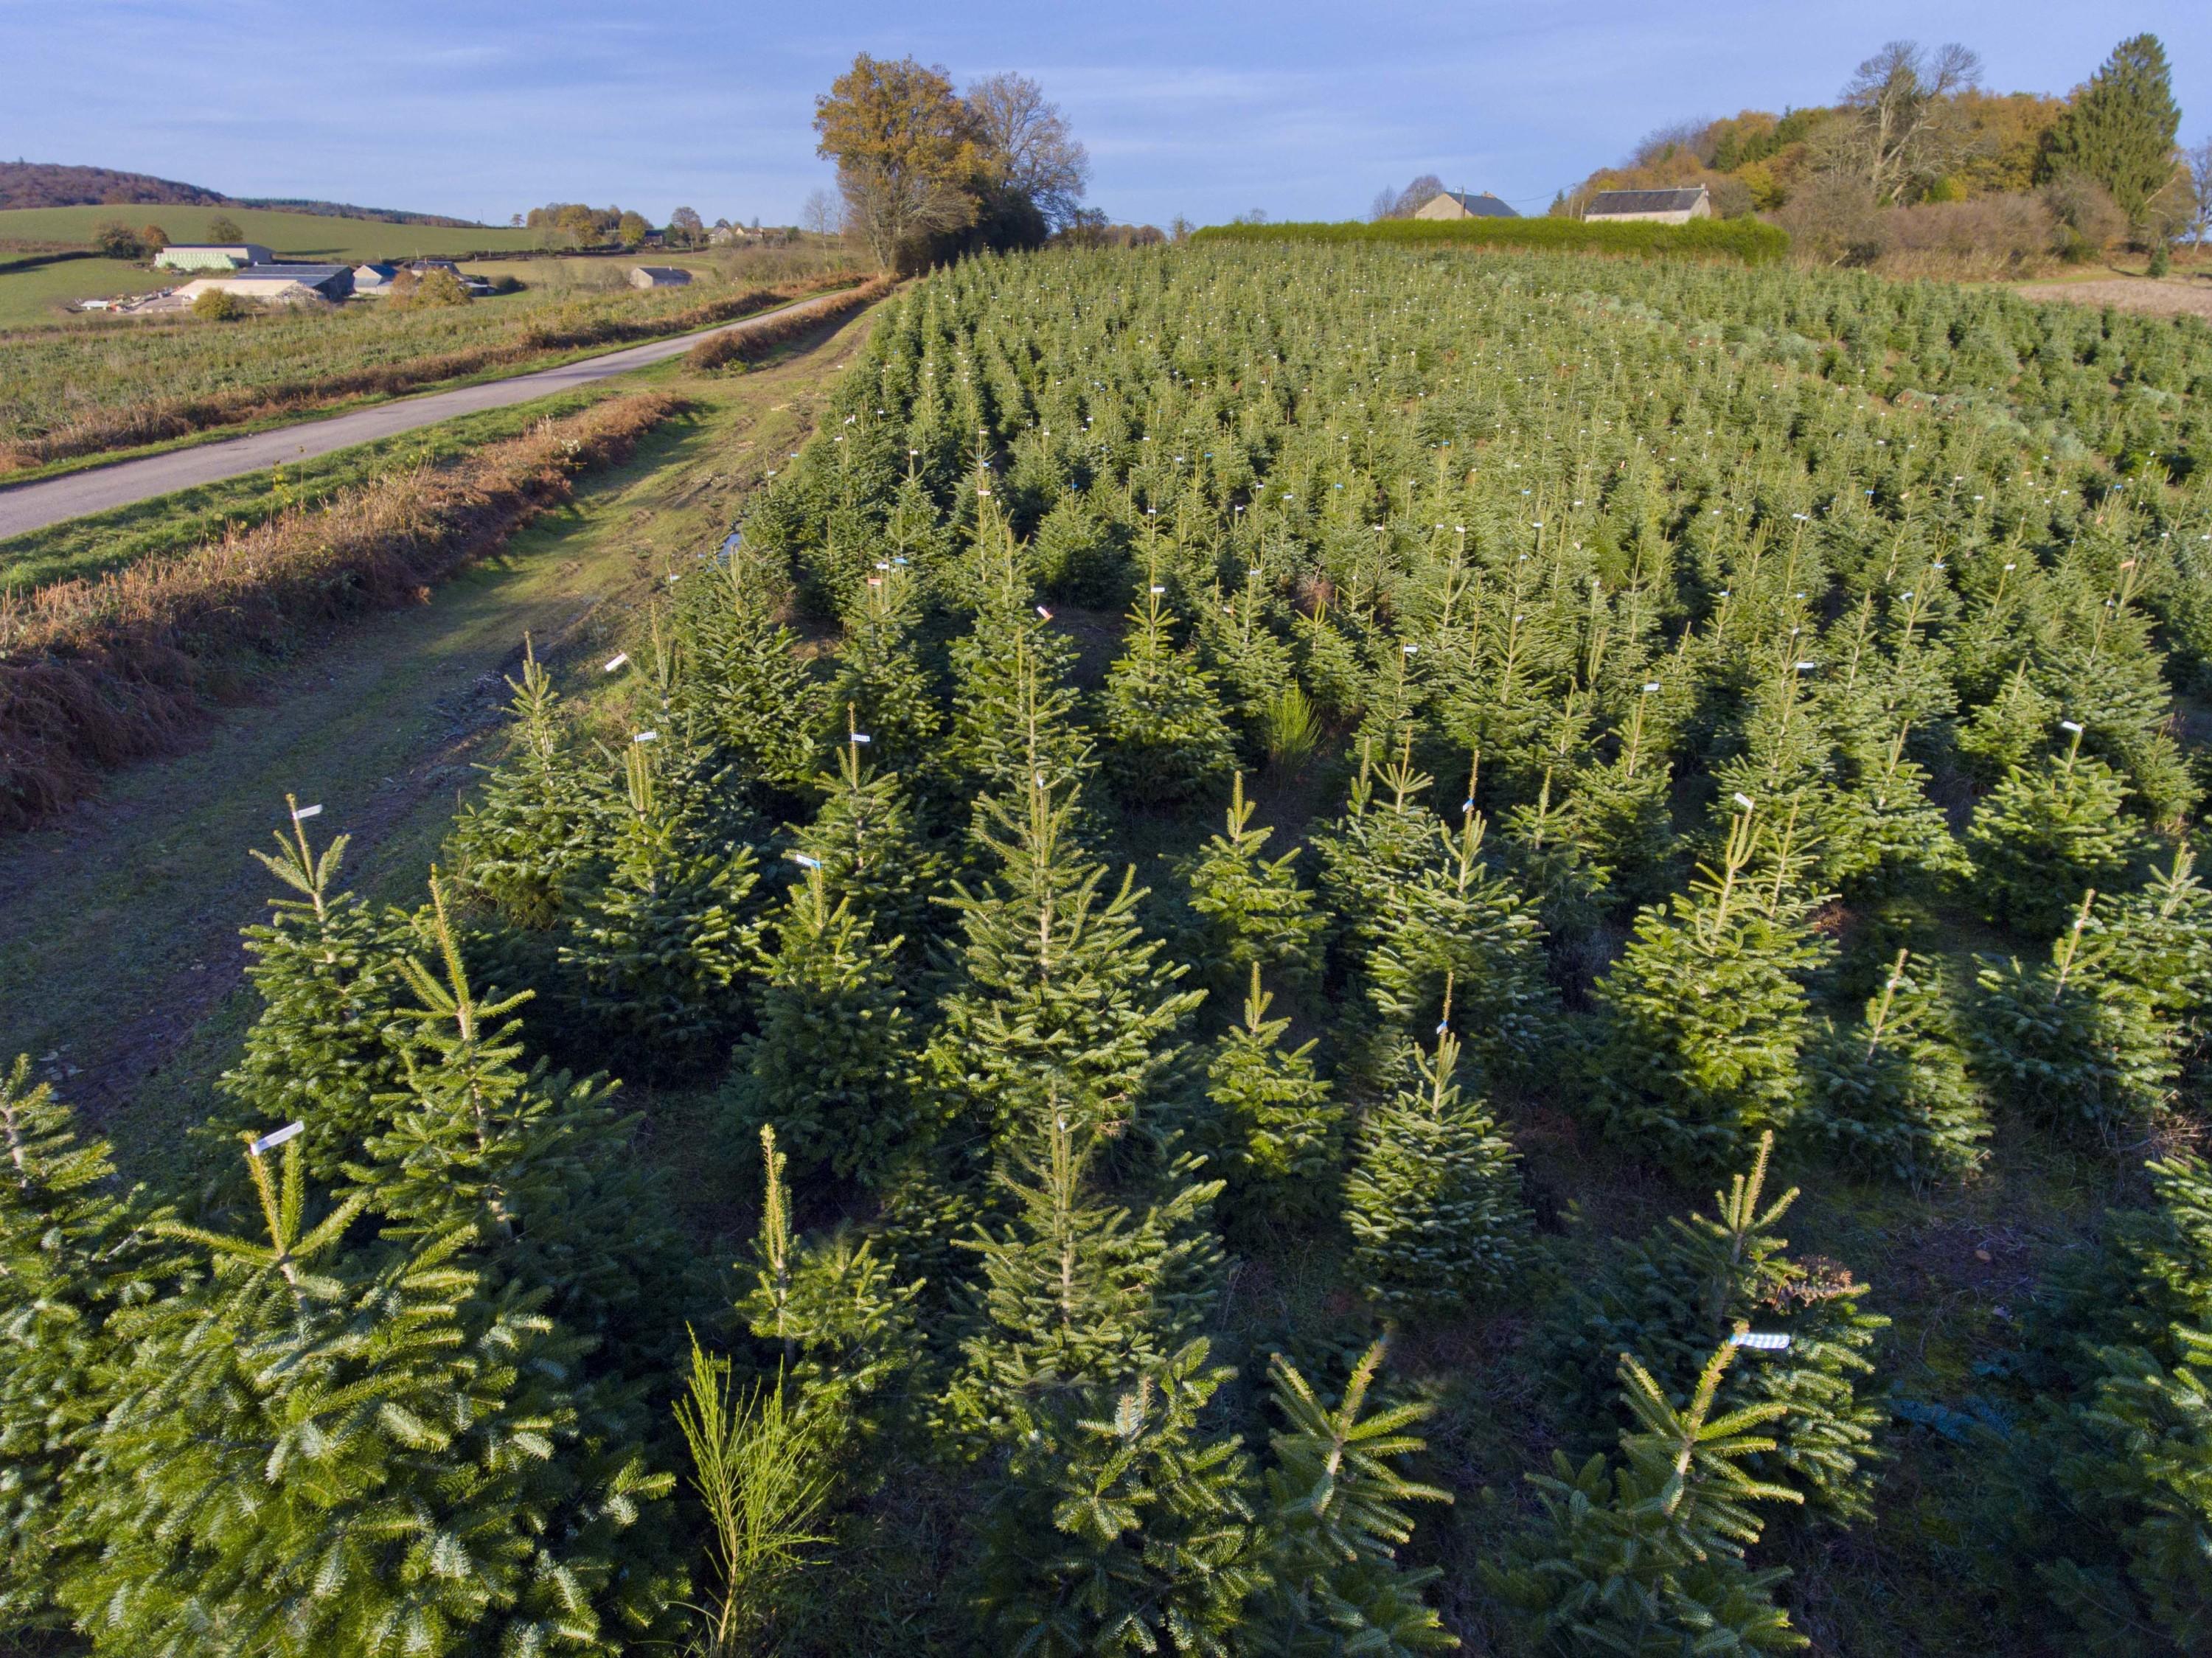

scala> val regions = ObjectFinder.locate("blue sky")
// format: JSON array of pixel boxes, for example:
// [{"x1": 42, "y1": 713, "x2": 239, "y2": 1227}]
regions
[{"x1": 4, "y1": 1, "x2": 2208, "y2": 227}]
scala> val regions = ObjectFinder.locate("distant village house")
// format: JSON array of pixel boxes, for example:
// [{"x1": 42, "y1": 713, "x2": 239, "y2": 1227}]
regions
[
  {"x1": 173, "y1": 264, "x2": 354, "y2": 304},
  {"x1": 628, "y1": 265, "x2": 692, "y2": 289},
  {"x1": 1413, "y1": 189, "x2": 1519, "y2": 220},
  {"x1": 1582, "y1": 185, "x2": 1712, "y2": 224},
  {"x1": 153, "y1": 243, "x2": 274, "y2": 271}
]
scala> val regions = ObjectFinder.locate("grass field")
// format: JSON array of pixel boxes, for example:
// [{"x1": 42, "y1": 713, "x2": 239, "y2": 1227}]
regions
[
  {"x1": 0, "y1": 306, "x2": 874, "y2": 1133},
  {"x1": 0, "y1": 203, "x2": 544, "y2": 261}
]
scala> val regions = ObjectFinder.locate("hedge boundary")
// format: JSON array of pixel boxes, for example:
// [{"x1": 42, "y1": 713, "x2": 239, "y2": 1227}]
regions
[{"x1": 1193, "y1": 215, "x2": 1790, "y2": 264}]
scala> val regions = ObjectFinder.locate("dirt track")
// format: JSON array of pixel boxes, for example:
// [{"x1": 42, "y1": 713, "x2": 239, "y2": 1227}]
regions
[
  {"x1": 0, "y1": 288, "x2": 856, "y2": 540},
  {"x1": 2010, "y1": 275, "x2": 2212, "y2": 320}
]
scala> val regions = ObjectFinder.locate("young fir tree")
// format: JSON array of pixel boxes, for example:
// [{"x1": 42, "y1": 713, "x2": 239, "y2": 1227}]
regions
[
  {"x1": 0, "y1": 1058, "x2": 136, "y2": 1634},
  {"x1": 1803, "y1": 948, "x2": 1990, "y2": 1187},
  {"x1": 2001, "y1": 1152, "x2": 2212, "y2": 1652},
  {"x1": 1483, "y1": 1345, "x2": 1809, "y2": 1656},
  {"x1": 1245, "y1": 1341, "x2": 1459, "y2": 1654},
  {"x1": 738, "y1": 861, "x2": 928, "y2": 1187},
  {"x1": 446, "y1": 640, "x2": 611, "y2": 930},
  {"x1": 973, "y1": 1338, "x2": 1257, "y2": 1657},
  {"x1": 1572, "y1": 684, "x2": 1677, "y2": 915},
  {"x1": 1343, "y1": 996, "x2": 1532, "y2": 1320},
  {"x1": 685, "y1": 552, "x2": 822, "y2": 795},
  {"x1": 824, "y1": 565, "x2": 943, "y2": 779},
  {"x1": 1540, "y1": 1133, "x2": 1889, "y2": 1526},
  {"x1": 60, "y1": 1133, "x2": 680, "y2": 1657},
  {"x1": 945, "y1": 574, "x2": 1093, "y2": 812},
  {"x1": 562, "y1": 739, "x2": 760, "y2": 1074},
  {"x1": 2103, "y1": 846, "x2": 2212, "y2": 1093},
  {"x1": 1309, "y1": 745, "x2": 1446, "y2": 997},
  {"x1": 944, "y1": 1101, "x2": 1224, "y2": 1450},
  {"x1": 1969, "y1": 888, "x2": 2175, "y2": 1146},
  {"x1": 1096, "y1": 575, "x2": 1238, "y2": 805},
  {"x1": 928, "y1": 773, "x2": 1205, "y2": 1151},
  {"x1": 1177, "y1": 770, "x2": 1326, "y2": 1006},
  {"x1": 1500, "y1": 768, "x2": 1613, "y2": 947},
  {"x1": 1365, "y1": 797, "x2": 1557, "y2": 1090},
  {"x1": 1591, "y1": 804, "x2": 1827, "y2": 1177},
  {"x1": 1966, "y1": 722, "x2": 2146, "y2": 938},
  {"x1": 361, "y1": 875, "x2": 680, "y2": 1348},
  {"x1": 1823, "y1": 720, "x2": 1972, "y2": 905},
  {"x1": 1206, "y1": 966, "x2": 1343, "y2": 1233},
  {"x1": 792, "y1": 728, "x2": 950, "y2": 977},
  {"x1": 211, "y1": 803, "x2": 414, "y2": 1177},
  {"x1": 735, "y1": 1126, "x2": 923, "y2": 1427}
]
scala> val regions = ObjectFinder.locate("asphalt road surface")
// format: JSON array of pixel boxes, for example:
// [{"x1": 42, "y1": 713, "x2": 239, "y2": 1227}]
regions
[{"x1": 0, "y1": 289, "x2": 852, "y2": 541}]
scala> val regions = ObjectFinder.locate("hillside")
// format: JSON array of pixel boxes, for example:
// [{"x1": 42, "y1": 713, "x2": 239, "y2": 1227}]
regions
[
  {"x1": 0, "y1": 161, "x2": 484, "y2": 226},
  {"x1": 0, "y1": 204, "x2": 543, "y2": 268},
  {"x1": 0, "y1": 161, "x2": 227, "y2": 209}
]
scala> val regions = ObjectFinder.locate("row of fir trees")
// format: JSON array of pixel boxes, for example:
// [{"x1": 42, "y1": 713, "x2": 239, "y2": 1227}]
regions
[{"x1": 7, "y1": 240, "x2": 2212, "y2": 1654}]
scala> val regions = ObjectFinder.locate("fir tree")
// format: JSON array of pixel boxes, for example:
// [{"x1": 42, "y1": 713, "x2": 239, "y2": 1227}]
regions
[
  {"x1": 1245, "y1": 1341, "x2": 1459, "y2": 1655},
  {"x1": 361, "y1": 876, "x2": 680, "y2": 1347},
  {"x1": 1970, "y1": 889, "x2": 2174, "y2": 1146},
  {"x1": 1540, "y1": 1133, "x2": 1890, "y2": 1526},
  {"x1": 212, "y1": 804, "x2": 414, "y2": 1180},
  {"x1": 1097, "y1": 577, "x2": 1238, "y2": 805},
  {"x1": 1804, "y1": 949, "x2": 1990, "y2": 1187},
  {"x1": 1309, "y1": 745, "x2": 1445, "y2": 997},
  {"x1": 686, "y1": 552, "x2": 822, "y2": 794},
  {"x1": 1343, "y1": 997, "x2": 1532, "y2": 1320},
  {"x1": 945, "y1": 574, "x2": 1093, "y2": 811},
  {"x1": 1966, "y1": 723, "x2": 2145, "y2": 938},
  {"x1": 735, "y1": 1126, "x2": 923, "y2": 1424},
  {"x1": 1573, "y1": 686, "x2": 1676, "y2": 913},
  {"x1": 973, "y1": 1338, "x2": 1257, "y2": 1657},
  {"x1": 792, "y1": 730, "x2": 950, "y2": 976},
  {"x1": 1823, "y1": 721, "x2": 1971, "y2": 905},
  {"x1": 1484, "y1": 1344, "x2": 1809, "y2": 1655},
  {"x1": 0, "y1": 1058, "x2": 136, "y2": 1634},
  {"x1": 562, "y1": 740, "x2": 759, "y2": 1073},
  {"x1": 60, "y1": 1133, "x2": 680, "y2": 1656},
  {"x1": 2104, "y1": 846, "x2": 2212, "y2": 1090},
  {"x1": 1177, "y1": 771, "x2": 1326, "y2": 1005},
  {"x1": 945, "y1": 1104, "x2": 1224, "y2": 1448},
  {"x1": 1206, "y1": 966, "x2": 1343, "y2": 1233},
  {"x1": 825, "y1": 568, "x2": 943, "y2": 779},
  {"x1": 1592, "y1": 805, "x2": 1827, "y2": 1177},
  {"x1": 2046, "y1": 33, "x2": 2183, "y2": 230},
  {"x1": 447, "y1": 640, "x2": 611, "y2": 930},
  {"x1": 929, "y1": 774, "x2": 1204, "y2": 1149},
  {"x1": 738, "y1": 862, "x2": 927, "y2": 1187}
]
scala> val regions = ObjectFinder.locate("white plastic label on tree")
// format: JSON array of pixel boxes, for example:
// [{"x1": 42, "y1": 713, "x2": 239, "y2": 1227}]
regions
[
  {"x1": 291, "y1": 803, "x2": 322, "y2": 821},
  {"x1": 1402, "y1": 644, "x2": 1419, "y2": 655},
  {"x1": 634, "y1": 730, "x2": 658, "y2": 743},
  {"x1": 603, "y1": 653, "x2": 629, "y2": 672},
  {"x1": 1036, "y1": 606, "x2": 1053, "y2": 620},
  {"x1": 1796, "y1": 661, "x2": 1816, "y2": 671},
  {"x1": 1150, "y1": 585, "x2": 1166, "y2": 595},
  {"x1": 1731, "y1": 1331, "x2": 1791, "y2": 1351},
  {"x1": 851, "y1": 733, "x2": 872, "y2": 745},
  {"x1": 1732, "y1": 793, "x2": 1755, "y2": 810},
  {"x1": 2060, "y1": 720, "x2": 2084, "y2": 734},
  {"x1": 250, "y1": 1121, "x2": 305, "y2": 1156},
  {"x1": 791, "y1": 853, "x2": 821, "y2": 869},
  {"x1": 1644, "y1": 682, "x2": 1660, "y2": 692}
]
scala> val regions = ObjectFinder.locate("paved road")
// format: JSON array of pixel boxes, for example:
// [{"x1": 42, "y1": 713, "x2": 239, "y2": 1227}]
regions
[{"x1": 0, "y1": 289, "x2": 852, "y2": 541}]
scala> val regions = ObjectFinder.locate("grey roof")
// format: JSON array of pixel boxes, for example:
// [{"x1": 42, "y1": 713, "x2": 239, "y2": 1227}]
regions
[
  {"x1": 228, "y1": 264, "x2": 352, "y2": 280},
  {"x1": 631, "y1": 265, "x2": 691, "y2": 280},
  {"x1": 1439, "y1": 189, "x2": 1517, "y2": 217},
  {"x1": 1586, "y1": 187, "x2": 1708, "y2": 215},
  {"x1": 355, "y1": 262, "x2": 400, "y2": 278}
]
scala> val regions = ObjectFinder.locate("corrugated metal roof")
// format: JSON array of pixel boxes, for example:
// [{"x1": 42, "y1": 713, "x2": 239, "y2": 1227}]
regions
[
  {"x1": 1586, "y1": 187, "x2": 1708, "y2": 215},
  {"x1": 1440, "y1": 190, "x2": 1518, "y2": 217}
]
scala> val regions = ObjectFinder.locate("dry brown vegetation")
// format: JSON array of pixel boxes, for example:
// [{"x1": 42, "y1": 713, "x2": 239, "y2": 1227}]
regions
[
  {"x1": 0, "y1": 391, "x2": 682, "y2": 829},
  {"x1": 0, "y1": 274, "x2": 855, "y2": 474},
  {"x1": 685, "y1": 276, "x2": 895, "y2": 369}
]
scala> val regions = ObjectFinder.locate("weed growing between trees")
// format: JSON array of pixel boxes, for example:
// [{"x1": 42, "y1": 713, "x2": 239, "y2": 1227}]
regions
[{"x1": 6, "y1": 240, "x2": 2212, "y2": 1652}]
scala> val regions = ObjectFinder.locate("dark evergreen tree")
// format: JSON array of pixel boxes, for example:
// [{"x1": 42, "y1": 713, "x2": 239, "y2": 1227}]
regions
[
  {"x1": 1484, "y1": 1345, "x2": 1808, "y2": 1655},
  {"x1": 60, "y1": 1134, "x2": 679, "y2": 1656},
  {"x1": 1803, "y1": 948, "x2": 1989, "y2": 1187},
  {"x1": 1097, "y1": 577, "x2": 1238, "y2": 805},
  {"x1": 1591, "y1": 807, "x2": 1827, "y2": 1176},
  {"x1": 1970, "y1": 889, "x2": 2174, "y2": 1146},
  {"x1": 2045, "y1": 33, "x2": 2184, "y2": 230},
  {"x1": 1178, "y1": 770, "x2": 1326, "y2": 1006},
  {"x1": 973, "y1": 1339, "x2": 1257, "y2": 1657},
  {"x1": 1206, "y1": 966, "x2": 1343, "y2": 1233},
  {"x1": 1539, "y1": 1133, "x2": 1889, "y2": 1526},
  {"x1": 212, "y1": 804, "x2": 414, "y2": 1177},
  {"x1": 1245, "y1": 1341, "x2": 1458, "y2": 1654},
  {"x1": 562, "y1": 740, "x2": 759, "y2": 1073},
  {"x1": 1966, "y1": 724, "x2": 2145, "y2": 938},
  {"x1": 0, "y1": 1059, "x2": 136, "y2": 1635},
  {"x1": 686, "y1": 554, "x2": 822, "y2": 794},
  {"x1": 825, "y1": 567, "x2": 943, "y2": 779},
  {"x1": 792, "y1": 734, "x2": 950, "y2": 977},
  {"x1": 1344, "y1": 1003, "x2": 1532, "y2": 1320},
  {"x1": 446, "y1": 641, "x2": 611, "y2": 930}
]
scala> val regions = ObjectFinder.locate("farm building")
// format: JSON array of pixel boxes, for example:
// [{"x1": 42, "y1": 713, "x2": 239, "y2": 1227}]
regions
[
  {"x1": 1413, "y1": 189, "x2": 1518, "y2": 220},
  {"x1": 153, "y1": 243, "x2": 275, "y2": 271},
  {"x1": 628, "y1": 265, "x2": 692, "y2": 289},
  {"x1": 172, "y1": 264, "x2": 355, "y2": 304},
  {"x1": 1582, "y1": 185, "x2": 1712, "y2": 224},
  {"x1": 352, "y1": 262, "x2": 400, "y2": 296}
]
